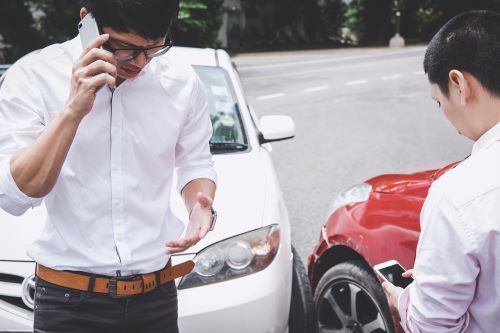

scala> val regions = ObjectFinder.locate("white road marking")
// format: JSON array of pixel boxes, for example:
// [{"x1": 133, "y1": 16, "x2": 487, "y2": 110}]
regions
[
  {"x1": 256, "y1": 93, "x2": 285, "y2": 100},
  {"x1": 346, "y1": 79, "x2": 368, "y2": 86},
  {"x1": 305, "y1": 85, "x2": 329, "y2": 92},
  {"x1": 414, "y1": 70, "x2": 425, "y2": 75},
  {"x1": 381, "y1": 74, "x2": 402, "y2": 80}
]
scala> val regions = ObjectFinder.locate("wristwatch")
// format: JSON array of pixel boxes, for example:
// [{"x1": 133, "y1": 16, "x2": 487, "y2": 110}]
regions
[
  {"x1": 189, "y1": 207, "x2": 217, "y2": 231},
  {"x1": 209, "y1": 208, "x2": 217, "y2": 231}
]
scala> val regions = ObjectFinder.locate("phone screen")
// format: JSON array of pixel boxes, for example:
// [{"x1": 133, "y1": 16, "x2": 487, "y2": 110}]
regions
[{"x1": 378, "y1": 264, "x2": 414, "y2": 288}]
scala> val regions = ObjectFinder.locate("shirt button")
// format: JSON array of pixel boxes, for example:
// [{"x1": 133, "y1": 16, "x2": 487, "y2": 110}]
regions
[
  {"x1": 114, "y1": 200, "x2": 120, "y2": 206},
  {"x1": 112, "y1": 164, "x2": 118, "y2": 171}
]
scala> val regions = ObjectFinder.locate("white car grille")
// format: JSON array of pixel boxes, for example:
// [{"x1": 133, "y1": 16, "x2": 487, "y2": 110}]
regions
[{"x1": 0, "y1": 273, "x2": 34, "y2": 311}]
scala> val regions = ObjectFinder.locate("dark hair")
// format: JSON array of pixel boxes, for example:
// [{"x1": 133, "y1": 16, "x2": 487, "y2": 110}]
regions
[
  {"x1": 81, "y1": 0, "x2": 179, "y2": 40},
  {"x1": 424, "y1": 10, "x2": 500, "y2": 97}
]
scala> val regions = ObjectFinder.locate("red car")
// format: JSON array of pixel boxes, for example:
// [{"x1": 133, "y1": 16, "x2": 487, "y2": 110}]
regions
[{"x1": 308, "y1": 161, "x2": 459, "y2": 333}]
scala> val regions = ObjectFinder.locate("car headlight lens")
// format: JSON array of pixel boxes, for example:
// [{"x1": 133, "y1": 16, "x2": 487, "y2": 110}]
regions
[
  {"x1": 195, "y1": 247, "x2": 226, "y2": 277},
  {"x1": 226, "y1": 241, "x2": 254, "y2": 269},
  {"x1": 327, "y1": 183, "x2": 372, "y2": 218},
  {"x1": 178, "y1": 224, "x2": 280, "y2": 289}
]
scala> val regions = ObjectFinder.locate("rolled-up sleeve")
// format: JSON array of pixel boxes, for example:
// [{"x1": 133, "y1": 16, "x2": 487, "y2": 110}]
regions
[
  {"x1": 0, "y1": 64, "x2": 46, "y2": 215},
  {"x1": 175, "y1": 71, "x2": 217, "y2": 193}
]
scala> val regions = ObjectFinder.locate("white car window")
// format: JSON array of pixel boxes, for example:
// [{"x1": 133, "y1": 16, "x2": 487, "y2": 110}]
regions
[{"x1": 193, "y1": 66, "x2": 248, "y2": 153}]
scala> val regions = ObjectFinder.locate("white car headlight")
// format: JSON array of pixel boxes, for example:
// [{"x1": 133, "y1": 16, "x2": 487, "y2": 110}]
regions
[
  {"x1": 178, "y1": 225, "x2": 280, "y2": 289},
  {"x1": 195, "y1": 247, "x2": 226, "y2": 277},
  {"x1": 226, "y1": 241, "x2": 254, "y2": 269},
  {"x1": 327, "y1": 183, "x2": 372, "y2": 218}
]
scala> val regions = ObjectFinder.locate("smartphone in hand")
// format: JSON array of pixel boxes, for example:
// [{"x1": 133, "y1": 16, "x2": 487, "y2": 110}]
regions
[
  {"x1": 374, "y1": 260, "x2": 414, "y2": 289},
  {"x1": 78, "y1": 14, "x2": 113, "y2": 91},
  {"x1": 78, "y1": 14, "x2": 101, "y2": 49}
]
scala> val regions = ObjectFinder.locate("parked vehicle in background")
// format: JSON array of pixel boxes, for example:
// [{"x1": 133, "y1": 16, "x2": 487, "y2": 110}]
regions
[
  {"x1": 0, "y1": 47, "x2": 316, "y2": 333},
  {"x1": 0, "y1": 65, "x2": 8, "y2": 77},
  {"x1": 308, "y1": 162, "x2": 459, "y2": 333}
]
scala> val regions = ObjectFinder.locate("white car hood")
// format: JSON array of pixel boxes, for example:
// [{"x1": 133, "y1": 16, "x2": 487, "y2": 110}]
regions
[{"x1": 0, "y1": 151, "x2": 268, "y2": 261}]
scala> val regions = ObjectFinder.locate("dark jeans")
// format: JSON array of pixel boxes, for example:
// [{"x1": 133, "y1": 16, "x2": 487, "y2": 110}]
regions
[{"x1": 34, "y1": 276, "x2": 179, "y2": 333}]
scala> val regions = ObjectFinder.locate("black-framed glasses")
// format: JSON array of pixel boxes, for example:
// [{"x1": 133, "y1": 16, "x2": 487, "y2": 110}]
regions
[{"x1": 104, "y1": 37, "x2": 174, "y2": 62}]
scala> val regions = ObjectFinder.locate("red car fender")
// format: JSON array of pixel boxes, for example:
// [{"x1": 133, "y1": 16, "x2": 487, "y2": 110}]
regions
[{"x1": 309, "y1": 193, "x2": 424, "y2": 289}]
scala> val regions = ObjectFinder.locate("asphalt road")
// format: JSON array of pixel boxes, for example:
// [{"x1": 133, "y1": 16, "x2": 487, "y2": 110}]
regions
[{"x1": 233, "y1": 46, "x2": 472, "y2": 264}]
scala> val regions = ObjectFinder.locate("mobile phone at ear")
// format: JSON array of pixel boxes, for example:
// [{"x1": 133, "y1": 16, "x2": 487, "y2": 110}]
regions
[
  {"x1": 374, "y1": 260, "x2": 414, "y2": 289},
  {"x1": 78, "y1": 14, "x2": 111, "y2": 91},
  {"x1": 78, "y1": 14, "x2": 101, "y2": 49}
]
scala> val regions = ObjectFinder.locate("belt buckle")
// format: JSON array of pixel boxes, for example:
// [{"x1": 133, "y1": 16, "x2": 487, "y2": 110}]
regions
[{"x1": 108, "y1": 275, "x2": 142, "y2": 298}]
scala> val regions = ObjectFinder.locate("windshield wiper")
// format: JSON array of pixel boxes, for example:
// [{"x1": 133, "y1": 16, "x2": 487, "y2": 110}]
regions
[{"x1": 209, "y1": 142, "x2": 249, "y2": 151}]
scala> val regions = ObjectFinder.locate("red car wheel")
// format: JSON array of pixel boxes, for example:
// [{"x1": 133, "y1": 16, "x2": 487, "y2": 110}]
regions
[{"x1": 314, "y1": 261, "x2": 394, "y2": 333}]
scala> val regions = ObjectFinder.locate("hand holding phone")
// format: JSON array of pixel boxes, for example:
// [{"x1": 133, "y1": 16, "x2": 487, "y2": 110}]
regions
[
  {"x1": 374, "y1": 260, "x2": 414, "y2": 289},
  {"x1": 64, "y1": 15, "x2": 117, "y2": 121}
]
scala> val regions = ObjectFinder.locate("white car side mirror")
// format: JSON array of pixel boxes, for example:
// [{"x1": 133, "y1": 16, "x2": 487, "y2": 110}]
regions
[{"x1": 258, "y1": 115, "x2": 295, "y2": 144}]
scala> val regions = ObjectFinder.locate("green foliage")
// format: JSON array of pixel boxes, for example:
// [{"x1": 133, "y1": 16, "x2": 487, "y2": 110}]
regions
[
  {"x1": 302, "y1": 0, "x2": 361, "y2": 44},
  {"x1": 0, "y1": 1, "x2": 43, "y2": 63},
  {"x1": 29, "y1": 0, "x2": 80, "y2": 44},
  {"x1": 0, "y1": 0, "x2": 224, "y2": 63},
  {"x1": 178, "y1": 0, "x2": 209, "y2": 24},
  {"x1": 173, "y1": 0, "x2": 224, "y2": 48},
  {"x1": 343, "y1": 0, "x2": 364, "y2": 32},
  {"x1": 415, "y1": 6, "x2": 441, "y2": 39},
  {"x1": 7, "y1": 0, "x2": 500, "y2": 55},
  {"x1": 317, "y1": 0, "x2": 500, "y2": 45}
]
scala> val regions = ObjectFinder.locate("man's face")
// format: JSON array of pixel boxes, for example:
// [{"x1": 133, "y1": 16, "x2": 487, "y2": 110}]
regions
[
  {"x1": 101, "y1": 27, "x2": 165, "y2": 81},
  {"x1": 430, "y1": 83, "x2": 470, "y2": 138}
]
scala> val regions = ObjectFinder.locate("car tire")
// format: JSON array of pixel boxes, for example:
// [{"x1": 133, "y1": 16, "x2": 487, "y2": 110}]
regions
[
  {"x1": 314, "y1": 261, "x2": 395, "y2": 333},
  {"x1": 289, "y1": 246, "x2": 317, "y2": 333}
]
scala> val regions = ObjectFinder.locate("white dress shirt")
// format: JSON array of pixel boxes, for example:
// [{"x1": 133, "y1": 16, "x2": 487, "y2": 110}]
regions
[
  {"x1": 0, "y1": 37, "x2": 216, "y2": 276},
  {"x1": 398, "y1": 122, "x2": 500, "y2": 332}
]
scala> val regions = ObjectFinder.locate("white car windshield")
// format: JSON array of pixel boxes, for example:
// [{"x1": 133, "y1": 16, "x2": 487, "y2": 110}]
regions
[{"x1": 193, "y1": 66, "x2": 248, "y2": 153}]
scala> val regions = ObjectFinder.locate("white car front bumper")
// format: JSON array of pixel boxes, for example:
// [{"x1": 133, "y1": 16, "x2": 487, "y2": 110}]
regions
[
  {"x1": 0, "y1": 261, "x2": 35, "y2": 332},
  {"x1": 0, "y1": 302, "x2": 32, "y2": 332},
  {"x1": 177, "y1": 244, "x2": 292, "y2": 333},
  {"x1": 0, "y1": 245, "x2": 292, "y2": 333}
]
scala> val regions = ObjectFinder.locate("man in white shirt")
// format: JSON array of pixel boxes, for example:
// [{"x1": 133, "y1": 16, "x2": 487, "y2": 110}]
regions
[
  {"x1": 0, "y1": 1, "x2": 217, "y2": 332},
  {"x1": 382, "y1": 10, "x2": 500, "y2": 333}
]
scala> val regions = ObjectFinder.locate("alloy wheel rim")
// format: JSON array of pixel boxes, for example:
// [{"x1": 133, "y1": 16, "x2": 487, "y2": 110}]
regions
[{"x1": 317, "y1": 279, "x2": 388, "y2": 333}]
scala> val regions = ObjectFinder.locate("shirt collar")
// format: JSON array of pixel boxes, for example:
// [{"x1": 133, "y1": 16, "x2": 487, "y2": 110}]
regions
[
  {"x1": 68, "y1": 36, "x2": 83, "y2": 62},
  {"x1": 472, "y1": 121, "x2": 500, "y2": 154}
]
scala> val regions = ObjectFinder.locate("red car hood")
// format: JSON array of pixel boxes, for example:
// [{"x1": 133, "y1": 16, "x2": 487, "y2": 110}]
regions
[{"x1": 366, "y1": 162, "x2": 459, "y2": 198}]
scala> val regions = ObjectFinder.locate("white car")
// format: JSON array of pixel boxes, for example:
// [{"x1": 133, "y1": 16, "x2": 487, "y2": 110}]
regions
[
  {"x1": 0, "y1": 47, "x2": 315, "y2": 333},
  {"x1": 0, "y1": 65, "x2": 8, "y2": 77}
]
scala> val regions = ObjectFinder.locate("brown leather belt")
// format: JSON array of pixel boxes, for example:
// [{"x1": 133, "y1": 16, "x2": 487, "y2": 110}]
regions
[{"x1": 36, "y1": 260, "x2": 194, "y2": 298}]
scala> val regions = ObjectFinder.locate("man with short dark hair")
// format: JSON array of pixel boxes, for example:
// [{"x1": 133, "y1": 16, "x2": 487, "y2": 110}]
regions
[
  {"x1": 0, "y1": 1, "x2": 217, "y2": 332},
  {"x1": 383, "y1": 10, "x2": 500, "y2": 333}
]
